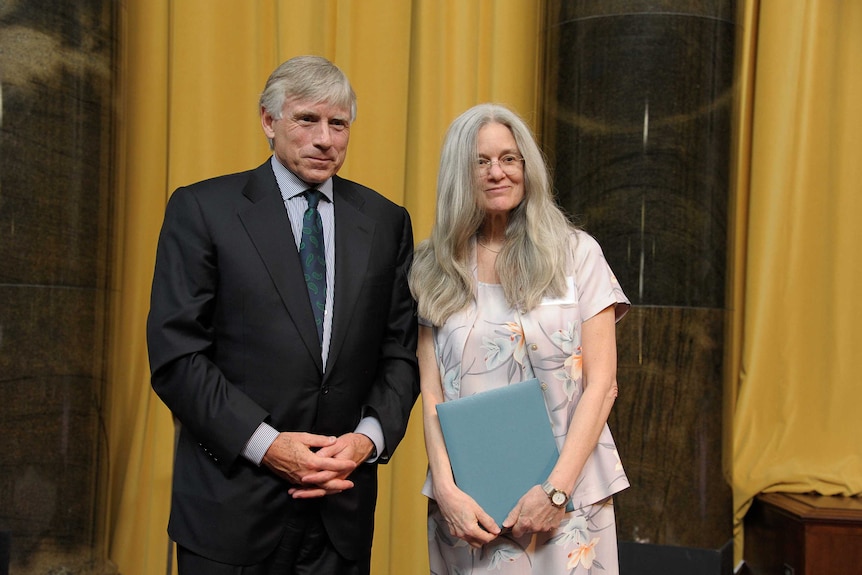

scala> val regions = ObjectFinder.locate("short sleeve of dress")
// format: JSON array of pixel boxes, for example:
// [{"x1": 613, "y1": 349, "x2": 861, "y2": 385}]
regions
[
  {"x1": 418, "y1": 315, "x2": 433, "y2": 328},
  {"x1": 570, "y1": 230, "x2": 631, "y2": 323}
]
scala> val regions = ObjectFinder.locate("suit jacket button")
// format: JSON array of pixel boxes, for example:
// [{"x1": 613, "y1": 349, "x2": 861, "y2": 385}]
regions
[{"x1": 321, "y1": 386, "x2": 329, "y2": 395}]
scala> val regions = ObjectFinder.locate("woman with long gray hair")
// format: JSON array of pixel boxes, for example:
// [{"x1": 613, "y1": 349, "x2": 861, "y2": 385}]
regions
[{"x1": 410, "y1": 103, "x2": 630, "y2": 573}]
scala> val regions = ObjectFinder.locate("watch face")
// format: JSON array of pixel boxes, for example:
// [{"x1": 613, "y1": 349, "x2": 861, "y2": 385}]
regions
[{"x1": 552, "y1": 491, "x2": 567, "y2": 506}]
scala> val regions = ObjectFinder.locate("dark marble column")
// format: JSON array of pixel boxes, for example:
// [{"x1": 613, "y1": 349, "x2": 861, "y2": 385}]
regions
[
  {"x1": 542, "y1": 1, "x2": 735, "y2": 572},
  {"x1": 0, "y1": 1, "x2": 117, "y2": 574}
]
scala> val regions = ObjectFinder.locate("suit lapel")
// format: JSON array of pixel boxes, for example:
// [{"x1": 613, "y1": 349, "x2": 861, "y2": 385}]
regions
[
  {"x1": 327, "y1": 176, "x2": 375, "y2": 373},
  {"x1": 238, "y1": 162, "x2": 323, "y2": 370}
]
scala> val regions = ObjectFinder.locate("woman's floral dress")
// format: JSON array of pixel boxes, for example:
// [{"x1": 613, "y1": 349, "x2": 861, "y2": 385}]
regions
[{"x1": 422, "y1": 231, "x2": 631, "y2": 574}]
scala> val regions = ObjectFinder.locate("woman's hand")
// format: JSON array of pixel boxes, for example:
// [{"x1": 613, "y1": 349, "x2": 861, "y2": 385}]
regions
[
  {"x1": 502, "y1": 485, "x2": 565, "y2": 538},
  {"x1": 434, "y1": 484, "x2": 501, "y2": 548}
]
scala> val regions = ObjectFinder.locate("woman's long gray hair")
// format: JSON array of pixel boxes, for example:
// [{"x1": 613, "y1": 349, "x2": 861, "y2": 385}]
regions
[{"x1": 409, "y1": 103, "x2": 575, "y2": 326}]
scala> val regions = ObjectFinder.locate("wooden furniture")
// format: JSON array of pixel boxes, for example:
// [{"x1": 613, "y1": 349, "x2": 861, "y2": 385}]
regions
[{"x1": 743, "y1": 492, "x2": 862, "y2": 575}]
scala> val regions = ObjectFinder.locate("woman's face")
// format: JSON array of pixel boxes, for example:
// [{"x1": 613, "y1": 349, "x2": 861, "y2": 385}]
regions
[{"x1": 475, "y1": 122, "x2": 525, "y2": 218}]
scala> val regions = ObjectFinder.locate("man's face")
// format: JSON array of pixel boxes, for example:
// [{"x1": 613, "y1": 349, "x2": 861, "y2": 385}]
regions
[{"x1": 261, "y1": 96, "x2": 351, "y2": 185}]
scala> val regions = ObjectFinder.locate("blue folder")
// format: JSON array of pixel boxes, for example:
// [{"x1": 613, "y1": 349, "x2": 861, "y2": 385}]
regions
[{"x1": 435, "y1": 378, "x2": 568, "y2": 526}]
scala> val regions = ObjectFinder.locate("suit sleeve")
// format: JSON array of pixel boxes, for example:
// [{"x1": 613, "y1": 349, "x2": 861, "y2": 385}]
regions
[
  {"x1": 361, "y1": 206, "x2": 420, "y2": 462},
  {"x1": 146, "y1": 187, "x2": 268, "y2": 468}
]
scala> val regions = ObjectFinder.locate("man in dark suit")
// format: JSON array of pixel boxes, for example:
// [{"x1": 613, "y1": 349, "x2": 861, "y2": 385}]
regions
[{"x1": 146, "y1": 55, "x2": 419, "y2": 574}]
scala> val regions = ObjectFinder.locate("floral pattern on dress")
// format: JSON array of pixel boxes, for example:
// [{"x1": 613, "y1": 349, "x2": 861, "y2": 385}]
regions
[
  {"x1": 567, "y1": 538, "x2": 601, "y2": 571},
  {"x1": 424, "y1": 231, "x2": 630, "y2": 574},
  {"x1": 428, "y1": 497, "x2": 618, "y2": 574},
  {"x1": 473, "y1": 319, "x2": 531, "y2": 381}
]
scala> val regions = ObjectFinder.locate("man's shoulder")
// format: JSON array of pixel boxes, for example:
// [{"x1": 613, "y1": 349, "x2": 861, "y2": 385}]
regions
[
  {"x1": 333, "y1": 175, "x2": 404, "y2": 213},
  {"x1": 171, "y1": 161, "x2": 274, "y2": 204},
  {"x1": 183, "y1": 161, "x2": 271, "y2": 192}
]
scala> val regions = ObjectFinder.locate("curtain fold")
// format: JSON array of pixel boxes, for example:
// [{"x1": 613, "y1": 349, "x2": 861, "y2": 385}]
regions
[
  {"x1": 724, "y1": 0, "x2": 756, "y2": 497},
  {"x1": 108, "y1": 2, "x2": 544, "y2": 573},
  {"x1": 107, "y1": 1, "x2": 176, "y2": 573},
  {"x1": 730, "y1": 0, "x2": 862, "y2": 562}
]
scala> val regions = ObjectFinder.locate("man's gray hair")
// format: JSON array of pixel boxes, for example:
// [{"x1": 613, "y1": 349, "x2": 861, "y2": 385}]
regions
[{"x1": 259, "y1": 55, "x2": 356, "y2": 121}]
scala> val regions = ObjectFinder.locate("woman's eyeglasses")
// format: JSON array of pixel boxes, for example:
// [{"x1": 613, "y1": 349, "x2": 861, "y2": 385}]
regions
[{"x1": 476, "y1": 154, "x2": 524, "y2": 175}]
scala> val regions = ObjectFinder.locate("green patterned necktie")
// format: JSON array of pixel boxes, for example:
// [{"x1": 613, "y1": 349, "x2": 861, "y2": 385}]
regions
[{"x1": 299, "y1": 189, "x2": 326, "y2": 343}]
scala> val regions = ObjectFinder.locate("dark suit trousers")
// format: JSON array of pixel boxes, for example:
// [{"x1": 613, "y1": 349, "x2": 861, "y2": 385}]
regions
[{"x1": 176, "y1": 502, "x2": 370, "y2": 575}]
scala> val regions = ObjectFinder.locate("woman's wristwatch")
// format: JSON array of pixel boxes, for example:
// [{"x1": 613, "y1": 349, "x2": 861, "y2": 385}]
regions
[{"x1": 541, "y1": 480, "x2": 570, "y2": 508}]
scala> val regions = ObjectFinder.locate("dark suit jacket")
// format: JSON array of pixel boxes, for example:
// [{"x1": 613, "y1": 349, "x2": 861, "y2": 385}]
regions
[{"x1": 146, "y1": 160, "x2": 419, "y2": 564}]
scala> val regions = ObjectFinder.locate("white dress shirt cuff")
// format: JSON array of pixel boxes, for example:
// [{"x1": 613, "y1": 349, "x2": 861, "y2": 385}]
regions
[
  {"x1": 242, "y1": 422, "x2": 280, "y2": 466},
  {"x1": 355, "y1": 416, "x2": 384, "y2": 463}
]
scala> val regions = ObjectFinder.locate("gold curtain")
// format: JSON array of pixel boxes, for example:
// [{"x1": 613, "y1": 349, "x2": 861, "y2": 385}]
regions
[
  {"x1": 110, "y1": 1, "x2": 862, "y2": 571},
  {"x1": 729, "y1": 0, "x2": 862, "y2": 561},
  {"x1": 107, "y1": 1, "x2": 544, "y2": 574}
]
